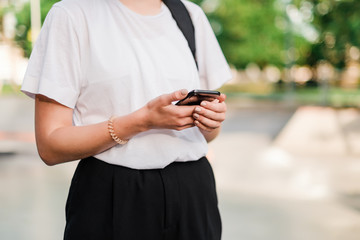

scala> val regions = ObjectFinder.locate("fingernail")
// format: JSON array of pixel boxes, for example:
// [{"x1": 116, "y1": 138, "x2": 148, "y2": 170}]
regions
[
  {"x1": 201, "y1": 101, "x2": 207, "y2": 106},
  {"x1": 193, "y1": 113, "x2": 199, "y2": 119},
  {"x1": 214, "y1": 99, "x2": 219, "y2": 103},
  {"x1": 181, "y1": 89, "x2": 187, "y2": 95},
  {"x1": 195, "y1": 107, "x2": 201, "y2": 112}
]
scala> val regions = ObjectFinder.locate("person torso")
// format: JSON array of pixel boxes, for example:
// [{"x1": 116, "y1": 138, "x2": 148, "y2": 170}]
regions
[{"x1": 63, "y1": 0, "x2": 207, "y2": 169}]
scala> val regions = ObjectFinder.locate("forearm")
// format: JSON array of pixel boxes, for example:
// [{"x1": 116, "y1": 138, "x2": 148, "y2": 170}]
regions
[
  {"x1": 200, "y1": 126, "x2": 221, "y2": 143},
  {"x1": 35, "y1": 90, "x2": 195, "y2": 165},
  {"x1": 37, "y1": 108, "x2": 148, "y2": 165},
  {"x1": 38, "y1": 122, "x2": 114, "y2": 165}
]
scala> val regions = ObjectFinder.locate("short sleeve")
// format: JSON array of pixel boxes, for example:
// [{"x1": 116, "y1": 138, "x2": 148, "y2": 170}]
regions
[
  {"x1": 21, "y1": 5, "x2": 82, "y2": 109},
  {"x1": 192, "y1": 6, "x2": 233, "y2": 90}
]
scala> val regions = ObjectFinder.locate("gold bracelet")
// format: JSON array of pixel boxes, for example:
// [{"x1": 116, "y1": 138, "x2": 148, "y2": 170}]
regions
[{"x1": 108, "y1": 116, "x2": 129, "y2": 145}]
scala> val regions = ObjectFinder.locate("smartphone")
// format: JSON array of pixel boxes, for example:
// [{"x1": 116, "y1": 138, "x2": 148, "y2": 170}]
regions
[{"x1": 176, "y1": 89, "x2": 221, "y2": 106}]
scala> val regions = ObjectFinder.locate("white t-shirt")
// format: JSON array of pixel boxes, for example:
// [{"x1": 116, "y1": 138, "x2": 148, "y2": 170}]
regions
[{"x1": 21, "y1": 0, "x2": 232, "y2": 169}]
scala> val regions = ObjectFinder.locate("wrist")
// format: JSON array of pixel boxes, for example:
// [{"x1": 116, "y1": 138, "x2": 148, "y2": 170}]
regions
[
  {"x1": 108, "y1": 116, "x2": 129, "y2": 145},
  {"x1": 200, "y1": 125, "x2": 221, "y2": 143},
  {"x1": 111, "y1": 108, "x2": 151, "y2": 142},
  {"x1": 136, "y1": 106, "x2": 152, "y2": 132}
]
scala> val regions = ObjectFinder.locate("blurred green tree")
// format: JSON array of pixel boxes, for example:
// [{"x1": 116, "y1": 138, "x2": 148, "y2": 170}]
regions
[
  {"x1": 192, "y1": 0, "x2": 311, "y2": 69},
  {"x1": 0, "y1": 7, "x2": 5, "y2": 41},
  {"x1": 16, "y1": 0, "x2": 359, "y2": 71},
  {"x1": 14, "y1": 0, "x2": 310, "y2": 69},
  {"x1": 294, "y1": 0, "x2": 360, "y2": 68},
  {"x1": 14, "y1": 0, "x2": 59, "y2": 58}
]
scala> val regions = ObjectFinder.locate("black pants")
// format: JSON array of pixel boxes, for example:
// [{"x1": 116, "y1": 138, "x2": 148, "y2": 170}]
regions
[{"x1": 64, "y1": 157, "x2": 221, "y2": 240}]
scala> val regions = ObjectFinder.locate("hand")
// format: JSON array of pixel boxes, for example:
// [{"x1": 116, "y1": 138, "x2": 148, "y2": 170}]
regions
[
  {"x1": 145, "y1": 89, "x2": 196, "y2": 131},
  {"x1": 193, "y1": 94, "x2": 227, "y2": 132}
]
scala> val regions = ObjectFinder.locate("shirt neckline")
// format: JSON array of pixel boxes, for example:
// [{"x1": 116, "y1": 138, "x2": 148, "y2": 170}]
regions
[{"x1": 114, "y1": 0, "x2": 166, "y2": 19}]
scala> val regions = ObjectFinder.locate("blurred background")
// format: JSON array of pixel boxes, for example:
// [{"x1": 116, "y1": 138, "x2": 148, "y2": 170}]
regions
[{"x1": 1, "y1": 0, "x2": 360, "y2": 239}]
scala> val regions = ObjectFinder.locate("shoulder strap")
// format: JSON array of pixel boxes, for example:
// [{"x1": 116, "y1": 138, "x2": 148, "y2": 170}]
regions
[{"x1": 163, "y1": 0, "x2": 197, "y2": 66}]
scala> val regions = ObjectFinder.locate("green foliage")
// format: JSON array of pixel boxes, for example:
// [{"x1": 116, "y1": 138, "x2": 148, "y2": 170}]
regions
[
  {"x1": 0, "y1": 8, "x2": 4, "y2": 39},
  {"x1": 192, "y1": 0, "x2": 311, "y2": 69},
  {"x1": 297, "y1": 0, "x2": 360, "y2": 68},
  {"x1": 193, "y1": 0, "x2": 360, "y2": 70},
  {"x1": 221, "y1": 85, "x2": 360, "y2": 107},
  {"x1": 214, "y1": 0, "x2": 286, "y2": 68},
  {"x1": 14, "y1": 0, "x2": 308, "y2": 68},
  {"x1": 14, "y1": 0, "x2": 60, "y2": 58},
  {"x1": 0, "y1": 83, "x2": 22, "y2": 95},
  {"x1": 13, "y1": 0, "x2": 360, "y2": 71},
  {"x1": 14, "y1": 3, "x2": 31, "y2": 57},
  {"x1": 0, "y1": 3, "x2": 13, "y2": 41}
]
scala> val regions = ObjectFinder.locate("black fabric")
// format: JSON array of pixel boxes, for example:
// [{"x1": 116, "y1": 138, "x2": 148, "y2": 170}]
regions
[
  {"x1": 163, "y1": 0, "x2": 197, "y2": 66},
  {"x1": 64, "y1": 157, "x2": 221, "y2": 240}
]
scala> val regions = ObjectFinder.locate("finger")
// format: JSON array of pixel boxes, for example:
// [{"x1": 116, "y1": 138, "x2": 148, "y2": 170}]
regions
[
  {"x1": 171, "y1": 116, "x2": 196, "y2": 131},
  {"x1": 193, "y1": 107, "x2": 225, "y2": 122},
  {"x1": 174, "y1": 116, "x2": 197, "y2": 128},
  {"x1": 194, "y1": 119, "x2": 220, "y2": 132},
  {"x1": 175, "y1": 122, "x2": 196, "y2": 131},
  {"x1": 212, "y1": 98, "x2": 220, "y2": 104},
  {"x1": 218, "y1": 93, "x2": 226, "y2": 103},
  {"x1": 161, "y1": 89, "x2": 188, "y2": 105},
  {"x1": 193, "y1": 113, "x2": 222, "y2": 129},
  {"x1": 199, "y1": 101, "x2": 227, "y2": 114},
  {"x1": 169, "y1": 104, "x2": 197, "y2": 118}
]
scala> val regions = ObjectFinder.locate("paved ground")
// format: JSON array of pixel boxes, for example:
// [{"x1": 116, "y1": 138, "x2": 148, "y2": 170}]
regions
[
  {"x1": 1, "y1": 95, "x2": 360, "y2": 240},
  {"x1": 210, "y1": 98, "x2": 360, "y2": 240}
]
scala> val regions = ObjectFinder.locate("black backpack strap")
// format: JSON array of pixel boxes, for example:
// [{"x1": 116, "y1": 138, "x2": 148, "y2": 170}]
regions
[{"x1": 163, "y1": 0, "x2": 197, "y2": 67}]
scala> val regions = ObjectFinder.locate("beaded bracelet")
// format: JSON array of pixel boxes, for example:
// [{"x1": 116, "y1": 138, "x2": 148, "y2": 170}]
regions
[{"x1": 108, "y1": 116, "x2": 129, "y2": 145}]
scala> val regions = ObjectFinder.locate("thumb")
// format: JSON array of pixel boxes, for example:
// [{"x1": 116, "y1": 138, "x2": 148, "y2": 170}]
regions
[
  {"x1": 163, "y1": 89, "x2": 188, "y2": 104},
  {"x1": 218, "y1": 93, "x2": 226, "y2": 103}
]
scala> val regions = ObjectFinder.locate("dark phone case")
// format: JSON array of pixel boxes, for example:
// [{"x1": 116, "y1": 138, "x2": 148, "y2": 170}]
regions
[{"x1": 176, "y1": 90, "x2": 220, "y2": 105}]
